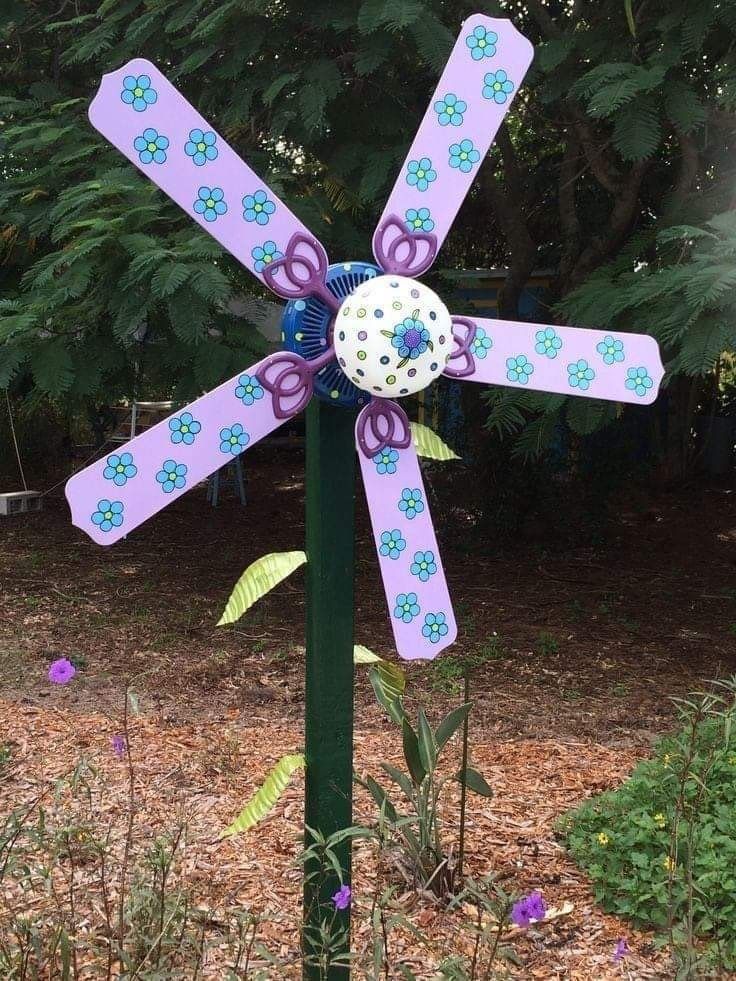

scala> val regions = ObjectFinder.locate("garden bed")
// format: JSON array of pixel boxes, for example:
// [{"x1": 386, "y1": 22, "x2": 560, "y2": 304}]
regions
[{"x1": 1, "y1": 448, "x2": 734, "y2": 976}]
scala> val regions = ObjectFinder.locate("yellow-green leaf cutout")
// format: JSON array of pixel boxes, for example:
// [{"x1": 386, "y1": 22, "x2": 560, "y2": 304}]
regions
[
  {"x1": 221, "y1": 754, "x2": 305, "y2": 837},
  {"x1": 411, "y1": 422, "x2": 460, "y2": 461},
  {"x1": 217, "y1": 550, "x2": 307, "y2": 626}
]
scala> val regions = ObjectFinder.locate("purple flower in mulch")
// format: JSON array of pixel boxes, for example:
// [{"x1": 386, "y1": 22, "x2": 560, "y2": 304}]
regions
[
  {"x1": 48, "y1": 658, "x2": 76, "y2": 685},
  {"x1": 613, "y1": 937, "x2": 630, "y2": 963},
  {"x1": 332, "y1": 884, "x2": 351, "y2": 911},
  {"x1": 510, "y1": 890, "x2": 547, "y2": 927},
  {"x1": 110, "y1": 734, "x2": 126, "y2": 758}
]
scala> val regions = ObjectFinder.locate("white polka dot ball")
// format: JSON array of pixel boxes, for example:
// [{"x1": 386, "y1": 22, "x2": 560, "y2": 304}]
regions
[{"x1": 333, "y1": 275, "x2": 453, "y2": 398}]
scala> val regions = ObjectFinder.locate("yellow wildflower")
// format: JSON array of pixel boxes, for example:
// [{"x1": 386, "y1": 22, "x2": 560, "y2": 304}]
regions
[
  {"x1": 728, "y1": 754, "x2": 736, "y2": 766},
  {"x1": 663, "y1": 753, "x2": 671, "y2": 765},
  {"x1": 654, "y1": 813, "x2": 666, "y2": 829},
  {"x1": 663, "y1": 855, "x2": 676, "y2": 873},
  {"x1": 597, "y1": 832, "x2": 610, "y2": 847}
]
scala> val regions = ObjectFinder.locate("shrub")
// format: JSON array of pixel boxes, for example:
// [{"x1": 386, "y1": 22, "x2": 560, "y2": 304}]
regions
[{"x1": 560, "y1": 679, "x2": 736, "y2": 973}]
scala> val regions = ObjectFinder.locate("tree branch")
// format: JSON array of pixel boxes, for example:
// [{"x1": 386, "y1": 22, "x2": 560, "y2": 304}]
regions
[
  {"x1": 558, "y1": 135, "x2": 581, "y2": 285},
  {"x1": 565, "y1": 105, "x2": 622, "y2": 195},
  {"x1": 525, "y1": 0, "x2": 564, "y2": 39},
  {"x1": 569, "y1": 160, "x2": 649, "y2": 286},
  {"x1": 672, "y1": 130, "x2": 699, "y2": 211},
  {"x1": 708, "y1": 107, "x2": 736, "y2": 130},
  {"x1": 479, "y1": 124, "x2": 537, "y2": 317}
]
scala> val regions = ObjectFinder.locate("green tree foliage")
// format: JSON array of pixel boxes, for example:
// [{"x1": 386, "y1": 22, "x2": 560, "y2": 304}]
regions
[{"x1": 1, "y1": 0, "x2": 735, "y2": 467}]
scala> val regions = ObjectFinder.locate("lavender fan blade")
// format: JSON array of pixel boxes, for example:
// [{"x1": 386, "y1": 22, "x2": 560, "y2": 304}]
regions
[
  {"x1": 65, "y1": 357, "x2": 297, "y2": 546},
  {"x1": 446, "y1": 316, "x2": 665, "y2": 404},
  {"x1": 89, "y1": 59, "x2": 327, "y2": 289},
  {"x1": 356, "y1": 411, "x2": 457, "y2": 661},
  {"x1": 373, "y1": 14, "x2": 533, "y2": 269}
]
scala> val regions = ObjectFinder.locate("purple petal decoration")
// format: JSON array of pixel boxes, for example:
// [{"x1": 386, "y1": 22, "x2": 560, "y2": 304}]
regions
[
  {"x1": 444, "y1": 315, "x2": 665, "y2": 404},
  {"x1": 88, "y1": 58, "x2": 329, "y2": 291},
  {"x1": 65, "y1": 356, "x2": 297, "y2": 546},
  {"x1": 356, "y1": 398, "x2": 412, "y2": 459},
  {"x1": 444, "y1": 316, "x2": 478, "y2": 378},
  {"x1": 263, "y1": 233, "x2": 338, "y2": 311},
  {"x1": 256, "y1": 349, "x2": 334, "y2": 420},
  {"x1": 356, "y1": 404, "x2": 457, "y2": 661},
  {"x1": 373, "y1": 16, "x2": 533, "y2": 272},
  {"x1": 373, "y1": 215, "x2": 437, "y2": 278}
]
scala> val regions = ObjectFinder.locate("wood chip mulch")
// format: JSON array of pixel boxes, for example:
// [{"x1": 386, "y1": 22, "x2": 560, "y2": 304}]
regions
[{"x1": 0, "y1": 700, "x2": 672, "y2": 979}]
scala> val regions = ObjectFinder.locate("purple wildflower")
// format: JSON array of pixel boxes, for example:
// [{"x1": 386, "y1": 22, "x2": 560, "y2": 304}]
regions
[
  {"x1": 613, "y1": 937, "x2": 630, "y2": 963},
  {"x1": 511, "y1": 890, "x2": 547, "y2": 927},
  {"x1": 111, "y1": 734, "x2": 126, "y2": 758},
  {"x1": 332, "y1": 884, "x2": 351, "y2": 911},
  {"x1": 48, "y1": 658, "x2": 76, "y2": 685}
]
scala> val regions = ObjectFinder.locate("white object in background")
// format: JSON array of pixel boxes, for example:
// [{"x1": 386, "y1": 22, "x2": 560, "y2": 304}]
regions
[{"x1": 0, "y1": 491, "x2": 43, "y2": 516}]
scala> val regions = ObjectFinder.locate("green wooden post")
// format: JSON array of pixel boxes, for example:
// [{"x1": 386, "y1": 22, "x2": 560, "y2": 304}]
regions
[{"x1": 303, "y1": 398, "x2": 356, "y2": 978}]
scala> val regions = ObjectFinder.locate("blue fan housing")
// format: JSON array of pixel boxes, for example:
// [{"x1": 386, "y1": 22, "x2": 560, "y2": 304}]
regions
[{"x1": 280, "y1": 260, "x2": 381, "y2": 407}]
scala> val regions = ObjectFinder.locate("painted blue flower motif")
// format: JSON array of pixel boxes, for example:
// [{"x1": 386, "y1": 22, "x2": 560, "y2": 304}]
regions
[
  {"x1": 194, "y1": 186, "x2": 227, "y2": 223},
  {"x1": 405, "y1": 207, "x2": 435, "y2": 233},
  {"x1": 373, "y1": 448, "x2": 399, "y2": 475},
  {"x1": 103, "y1": 452, "x2": 137, "y2": 487},
  {"x1": 386, "y1": 313, "x2": 431, "y2": 362},
  {"x1": 398, "y1": 487, "x2": 424, "y2": 520},
  {"x1": 235, "y1": 373, "x2": 264, "y2": 406},
  {"x1": 406, "y1": 157, "x2": 437, "y2": 192},
  {"x1": 471, "y1": 327, "x2": 492, "y2": 360},
  {"x1": 242, "y1": 189, "x2": 276, "y2": 226},
  {"x1": 567, "y1": 358, "x2": 596, "y2": 391},
  {"x1": 220, "y1": 423, "x2": 250, "y2": 455},
  {"x1": 251, "y1": 240, "x2": 283, "y2": 273},
  {"x1": 394, "y1": 592, "x2": 420, "y2": 624},
  {"x1": 169, "y1": 412, "x2": 201, "y2": 446},
  {"x1": 625, "y1": 366, "x2": 654, "y2": 397},
  {"x1": 466, "y1": 25, "x2": 498, "y2": 60},
  {"x1": 411, "y1": 550, "x2": 437, "y2": 583},
  {"x1": 597, "y1": 334, "x2": 625, "y2": 365},
  {"x1": 422, "y1": 612, "x2": 449, "y2": 644},
  {"x1": 506, "y1": 355, "x2": 534, "y2": 385},
  {"x1": 379, "y1": 529, "x2": 406, "y2": 560},
  {"x1": 91, "y1": 499, "x2": 124, "y2": 532},
  {"x1": 535, "y1": 327, "x2": 562, "y2": 359},
  {"x1": 184, "y1": 128, "x2": 218, "y2": 166},
  {"x1": 133, "y1": 128, "x2": 169, "y2": 164},
  {"x1": 434, "y1": 92, "x2": 467, "y2": 127},
  {"x1": 449, "y1": 139, "x2": 480, "y2": 174},
  {"x1": 483, "y1": 70, "x2": 515, "y2": 104},
  {"x1": 156, "y1": 459, "x2": 187, "y2": 493},
  {"x1": 121, "y1": 75, "x2": 157, "y2": 112}
]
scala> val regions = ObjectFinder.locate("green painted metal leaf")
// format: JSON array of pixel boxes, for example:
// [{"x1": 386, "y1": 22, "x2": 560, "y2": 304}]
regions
[
  {"x1": 354, "y1": 645, "x2": 406, "y2": 724},
  {"x1": 410, "y1": 422, "x2": 460, "y2": 461},
  {"x1": 221, "y1": 754, "x2": 305, "y2": 837},
  {"x1": 217, "y1": 551, "x2": 307, "y2": 626}
]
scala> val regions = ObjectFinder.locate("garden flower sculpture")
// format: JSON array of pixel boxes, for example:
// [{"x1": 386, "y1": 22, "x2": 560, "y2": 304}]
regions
[{"x1": 66, "y1": 14, "x2": 664, "y2": 663}]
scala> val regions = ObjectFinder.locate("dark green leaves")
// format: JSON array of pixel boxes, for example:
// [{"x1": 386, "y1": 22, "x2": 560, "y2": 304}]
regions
[
  {"x1": 402, "y1": 720, "x2": 426, "y2": 787},
  {"x1": 435, "y1": 703, "x2": 471, "y2": 754},
  {"x1": 456, "y1": 766, "x2": 493, "y2": 798},
  {"x1": 612, "y1": 98, "x2": 661, "y2": 160}
]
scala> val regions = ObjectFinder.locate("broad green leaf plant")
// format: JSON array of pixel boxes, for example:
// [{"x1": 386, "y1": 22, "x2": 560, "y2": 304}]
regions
[{"x1": 358, "y1": 698, "x2": 492, "y2": 897}]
